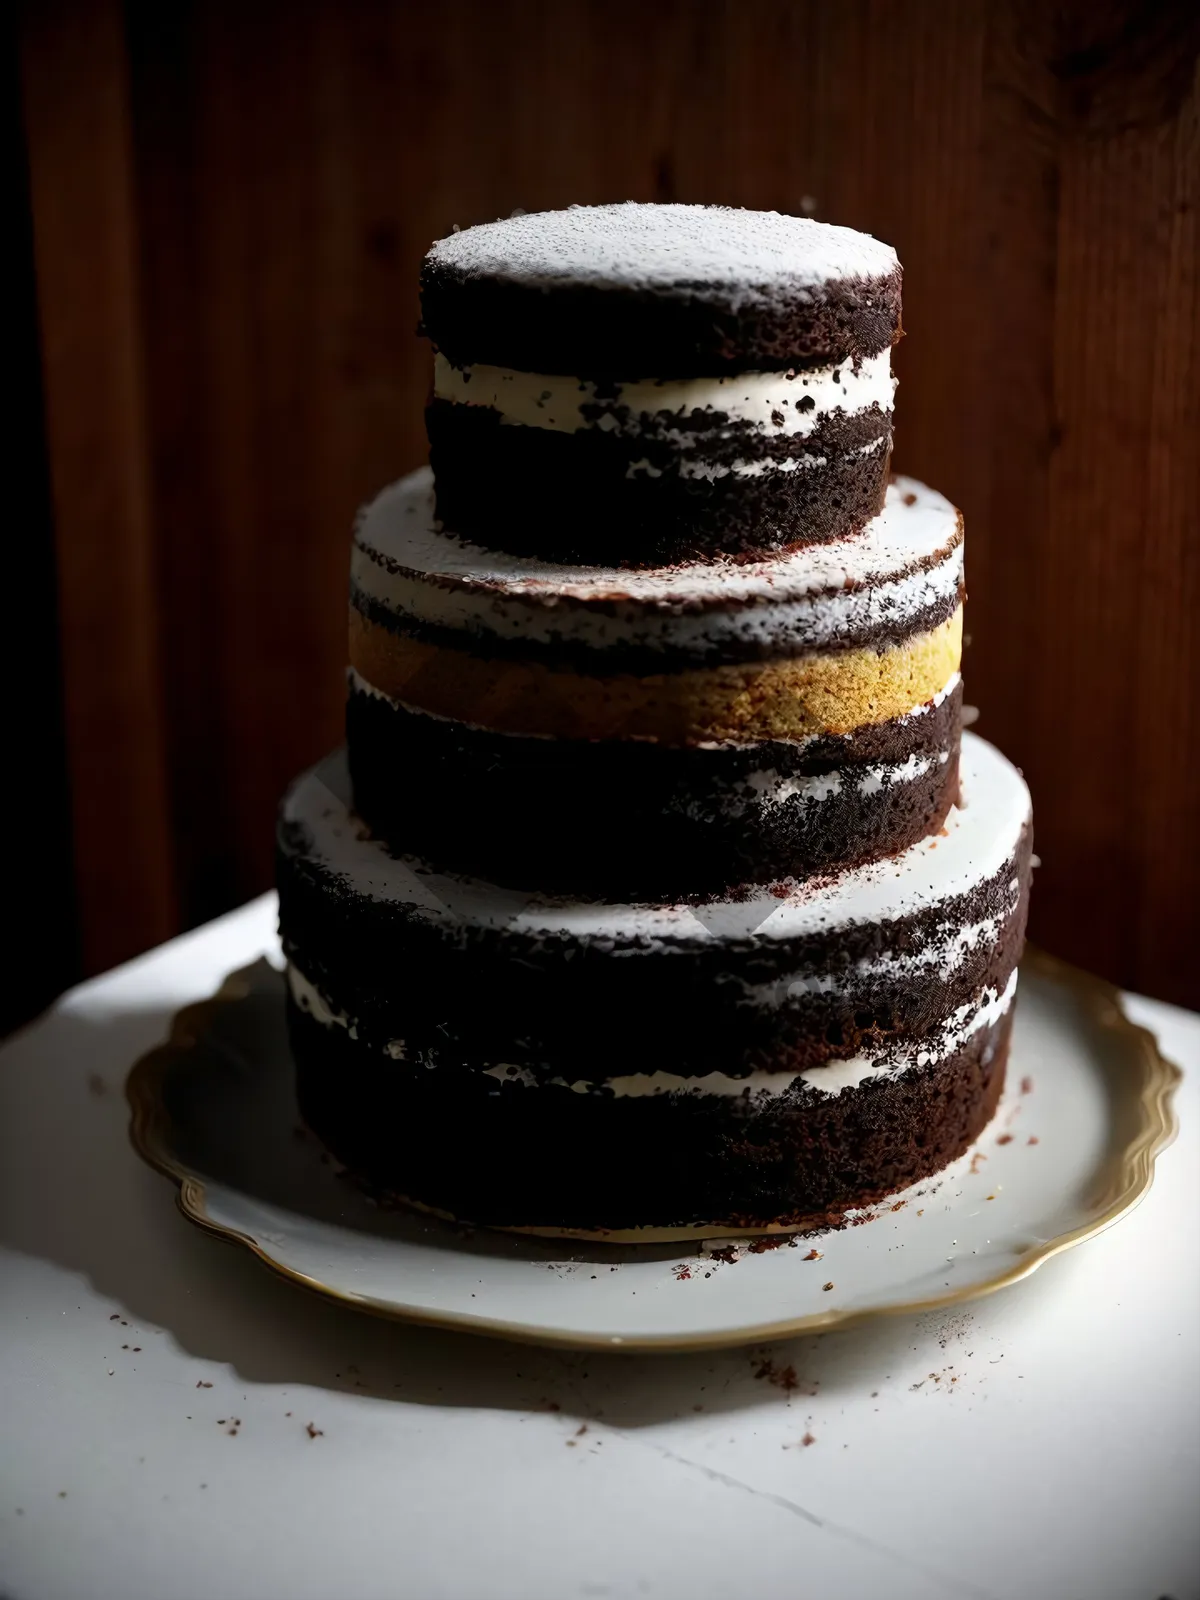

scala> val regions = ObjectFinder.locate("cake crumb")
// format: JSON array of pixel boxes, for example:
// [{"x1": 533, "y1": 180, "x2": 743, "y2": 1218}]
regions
[
  {"x1": 1020, "y1": 1076, "x2": 1034, "y2": 1094},
  {"x1": 996, "y1": 1134, "x2": 1013, "y2": 1146},
  {"x1": 753, "y1": 1357, "x2": 814, "y2": 1395},
  {"x1": 822, "y1": 1281, "x2": 835, "y2": 1292},
  {"x1": 801, "y1": 1431, "x2": 816, "y2": 1446},
  {"x1": 305, "y1": 1423, "x2": 323, "y2": 1439},
  {"x1": 748, "y1": 1234, "x2": 795, "y2": 1253},
  {"x1": 803, "y1": 1249, "x2": 823, "y2": 1261}
]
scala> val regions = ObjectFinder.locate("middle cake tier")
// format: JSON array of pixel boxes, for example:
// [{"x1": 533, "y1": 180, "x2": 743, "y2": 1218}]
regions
[{"x1": 349, "y1": 467, "x2": 964, "y2": 899}]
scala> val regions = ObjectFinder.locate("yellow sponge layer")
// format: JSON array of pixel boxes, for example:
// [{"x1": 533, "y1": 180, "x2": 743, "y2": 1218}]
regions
[{"x1": 349, "y1": 607, "x2": 962, "y2": 746}]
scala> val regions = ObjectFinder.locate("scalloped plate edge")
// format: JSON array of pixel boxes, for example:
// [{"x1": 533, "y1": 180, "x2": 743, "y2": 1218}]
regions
[{"x1": 126, "y1": 947, "x2": 1181, "y2": 1352}]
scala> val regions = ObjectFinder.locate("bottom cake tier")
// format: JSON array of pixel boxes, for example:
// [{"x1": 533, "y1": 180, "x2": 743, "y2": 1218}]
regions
[{"x1": 276, "y1": 732, "x2": 1032, "y2": 1238}]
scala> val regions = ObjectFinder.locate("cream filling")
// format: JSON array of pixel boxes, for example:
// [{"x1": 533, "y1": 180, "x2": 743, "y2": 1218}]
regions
[
  {"x1": 744, "y1": 768, "x2": 843, "y2": 805},
  {"x1": 674, "y1": 435, "x2": 887, "y2": 483},
  {"x1": 287, "y1": 964, "x2": 407, "y2": 1059},
  {"x1": 731, "y1": 747, "x2": 948, "y2": 811},
  {"x1": 433, "y1": 350, "x2": 895, "y2": 438},
  {"x1": 288, "y1": 962, "x2": 351, "y2": 1030},
  {"x1": 595, "y1": 971, "x2": 1018, "y2": 1099},
  {"x1": 743, "y1": 904, "x2": 1020, "y2": 1004},
  {"x1": 859, "y1": 747, "x2": 947, "y2": 796},
  {"x1": 286, "y1": 964, "x2": 1017, "y2": 1102}
]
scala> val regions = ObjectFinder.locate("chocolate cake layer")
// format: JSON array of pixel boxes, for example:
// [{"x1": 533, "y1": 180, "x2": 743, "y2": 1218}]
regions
[
  {"x1": 425, "y1": 372, "x2": 892, "y2": 565},
  {"x1": 289, "y1": 999, "x2": 1011, "y2": 1234},
  {"x1": 345, "y1": 675, "x2": 962, "y2": 897},
  {"x1": 420, "y1": 204, "x2": 901, "y2": 376},
  {"x1": 277, "y1": 734, "x2": 1032, "y2": 1233}
]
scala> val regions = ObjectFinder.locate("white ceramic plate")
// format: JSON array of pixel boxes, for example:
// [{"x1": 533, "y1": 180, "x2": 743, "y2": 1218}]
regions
[{"x1": 127, "y1": 950, "x2": 1178, "y2": 1351}]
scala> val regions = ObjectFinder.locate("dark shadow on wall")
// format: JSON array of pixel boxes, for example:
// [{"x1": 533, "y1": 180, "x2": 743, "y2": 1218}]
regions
[{"x1": 3, "y1": 15, "x2": 82, "y2": 1036}]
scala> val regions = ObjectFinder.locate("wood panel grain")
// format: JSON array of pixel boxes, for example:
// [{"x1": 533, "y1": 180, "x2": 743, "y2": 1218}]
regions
[
  {"x1": 20, "y1": 0, "x2": 176, "y2": 973},
  {"x1": 969, "y1": 2, "x2": 1200, "y2": 1003},
  {"x1": 20, "y1": 0, "x2": 1200, "y2": 1003}
]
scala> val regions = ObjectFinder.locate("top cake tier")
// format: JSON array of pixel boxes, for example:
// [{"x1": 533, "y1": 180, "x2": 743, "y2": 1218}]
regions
[{"x1": 420, "y1": 204, "x2": 902, "y2": 567}]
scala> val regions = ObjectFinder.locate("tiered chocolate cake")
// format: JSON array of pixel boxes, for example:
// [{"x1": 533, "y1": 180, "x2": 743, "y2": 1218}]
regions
[{"x1": 277, "y1": 204, "x2": 1033, "y2": 1240}]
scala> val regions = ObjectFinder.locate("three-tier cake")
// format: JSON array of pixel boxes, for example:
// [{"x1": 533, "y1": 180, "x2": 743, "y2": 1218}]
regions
[{"x1": 276, "y1": 204, "x2": 1033, "y2": 1240}]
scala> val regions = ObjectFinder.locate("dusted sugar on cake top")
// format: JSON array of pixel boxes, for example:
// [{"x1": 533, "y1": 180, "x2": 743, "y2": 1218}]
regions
[
  {"x1": 421, "y1": 204, "x2": 901, "y2": 564},
  {"x1": 346, "y1": 468, "x2": 964, "y2": 897},
  {"x1": 421, "y1": 203, "x2": 900, "y2": 372},
  {"x1": 277, "y1": 734, "x2": 1032, "y2": 1238}
]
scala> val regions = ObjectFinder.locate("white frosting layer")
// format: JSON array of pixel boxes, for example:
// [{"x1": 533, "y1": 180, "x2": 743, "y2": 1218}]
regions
[
  {"x1": 709, "y1": 747, "x2": 947, "y2": 816},
  {"x1": 288, "y1": 962, "x2": 350, "y2": 1030},
  {"x1": 287, "y1": 965, "x2": 407, "y2": 1058},
  {"x1": 675, "y1": 435, "x2": 888, "y2": 483},
  {"x1": 285, "y1": 965, "x2": 1016, "y2": 1103},
  {"x1": 426, "y1": 205, "x2": 898, "y2": 302},
  {"x1": 433, "y1": 350, "x2": 895, "y2": 437},
  {"x1": 280, "y1": 732, "x2": 1029, "y2": 949},
  {"x1": 352, "y1": 469, "x2": 963, "y2": 654},
  {"x1": 600, "y1": 969, "x2": 1019, "y2": 1100},
  {"x1": 798, "y1": 969, "x2": 1017, "y2": 1096},
  {"x1": 739, "y1": 899, "x2": 1020, "y2": 1007}
]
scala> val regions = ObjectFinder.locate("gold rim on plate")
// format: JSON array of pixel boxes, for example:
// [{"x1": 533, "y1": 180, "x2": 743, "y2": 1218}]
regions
[{"x1": 126, "y1": 947, "x2": 1181, "y2": 1352}]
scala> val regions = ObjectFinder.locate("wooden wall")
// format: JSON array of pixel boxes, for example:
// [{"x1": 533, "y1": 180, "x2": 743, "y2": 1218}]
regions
[{"x1": 17, "y1": 0, "x2": 1200, "y2": 1008}]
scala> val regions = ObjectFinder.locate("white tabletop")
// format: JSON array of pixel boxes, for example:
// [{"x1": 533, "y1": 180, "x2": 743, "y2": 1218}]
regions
[{"x1": 2, "y1": 894, "x2": 1197, "y2": 1600}]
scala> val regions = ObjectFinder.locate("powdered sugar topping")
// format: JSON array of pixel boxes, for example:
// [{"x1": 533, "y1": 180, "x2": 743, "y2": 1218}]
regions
[{"x1": 427, "y1": 205, "x2": 898, "y2": 305}]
